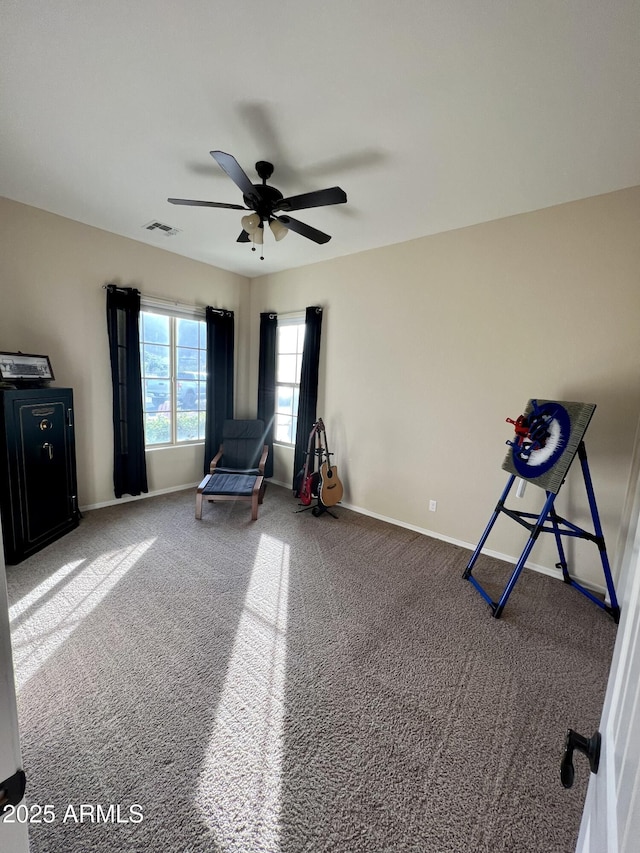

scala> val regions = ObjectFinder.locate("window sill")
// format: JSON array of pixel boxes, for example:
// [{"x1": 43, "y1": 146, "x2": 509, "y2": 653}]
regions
[{"x1": 145, "y1": 441, "x2": 205, "y2": 451}]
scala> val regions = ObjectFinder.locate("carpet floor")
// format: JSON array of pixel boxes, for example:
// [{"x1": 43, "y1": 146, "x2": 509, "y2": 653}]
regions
[{"x1": 6, "y1": 485, "x2": 616, "y2": 852}]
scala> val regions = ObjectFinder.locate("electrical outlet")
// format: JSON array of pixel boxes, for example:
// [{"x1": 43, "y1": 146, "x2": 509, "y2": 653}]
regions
[{"x1": 429, "y1": 500, "x2": 437, "y2": 512}]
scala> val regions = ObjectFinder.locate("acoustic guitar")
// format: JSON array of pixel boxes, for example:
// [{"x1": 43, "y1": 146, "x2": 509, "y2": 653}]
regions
[
  {"x1": 299, "y1": 420, "x2": 319, "y2": 506},
  {"x1": 317, "y1": 418, "x2": 344, "y2": 507}
]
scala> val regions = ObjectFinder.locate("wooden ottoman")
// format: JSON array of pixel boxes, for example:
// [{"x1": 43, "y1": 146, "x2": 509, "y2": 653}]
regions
[{"x1": 195, "y1": 472, "x2": 264, "y2": 521}]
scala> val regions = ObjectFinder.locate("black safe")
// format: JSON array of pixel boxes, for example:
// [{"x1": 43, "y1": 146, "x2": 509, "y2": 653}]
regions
[{"x1": 0, "y1": 388, "x2": 79, "y2": 564}]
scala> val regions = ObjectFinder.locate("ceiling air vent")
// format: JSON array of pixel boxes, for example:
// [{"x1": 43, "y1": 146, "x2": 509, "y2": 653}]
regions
[{"x1": 142, "y1": 220, "x2": 181, "y2": 237}]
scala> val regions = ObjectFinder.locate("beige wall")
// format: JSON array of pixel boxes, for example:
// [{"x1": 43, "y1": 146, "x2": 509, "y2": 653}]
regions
[
  {"x1": 249, "y1": 187, "x2": 640, "y2": 588},
  {"x1": 1, "y1": 190, "x2": 639, "y2": 589},
  {"x1": 0, "y1": 198, "x2": 250, "y2": 507}
]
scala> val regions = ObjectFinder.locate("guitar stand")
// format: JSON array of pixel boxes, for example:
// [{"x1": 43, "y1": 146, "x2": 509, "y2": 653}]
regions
[
  {"x1": 295, "y1": 475, "x2": 339, "y2": 518},
  {"x1": 463, "y1": 442, "x2": 620, "y2": 622},
  {"x1": 313, "y1": 501, "x2": 338, "y2": 519},
  {"x1": 294, "y1": 427, "x2": 340, "y2": 518},
  {"x1": 295, "y1": 500, "x2": 338, "y2": 518}
]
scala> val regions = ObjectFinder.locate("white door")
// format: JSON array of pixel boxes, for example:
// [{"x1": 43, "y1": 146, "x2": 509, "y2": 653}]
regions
[
  {"x1": 576, "y1": 427, "x2": 640, "y2": 853},
  {"x1": 0, "y1": 526, "x2": 30, "y2": 852}
]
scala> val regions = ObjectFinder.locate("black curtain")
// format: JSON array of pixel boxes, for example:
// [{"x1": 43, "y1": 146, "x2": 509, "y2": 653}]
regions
[
  {"x1": 292, "y1": 306, "x2": 323, "y2": 490},
  {"x1": 204, "y1": 307, "x2": 235, "y2": 474},
  {"x1": 106, "y1": 285, "x2": 148, "y2": 498},
  {"x1": 257, "y1": 312, "x2": 277, "y2": 478}
]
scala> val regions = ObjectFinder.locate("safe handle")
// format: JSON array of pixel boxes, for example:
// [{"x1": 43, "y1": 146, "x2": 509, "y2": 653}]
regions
[{"x1": 42, "y1": 442, "x2": 54, "y2": 460}]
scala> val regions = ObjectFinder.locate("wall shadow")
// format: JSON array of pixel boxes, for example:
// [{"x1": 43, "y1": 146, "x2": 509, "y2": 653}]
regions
[{"x1": 557, "y1": 379, "x2": 640, "y2": 575}]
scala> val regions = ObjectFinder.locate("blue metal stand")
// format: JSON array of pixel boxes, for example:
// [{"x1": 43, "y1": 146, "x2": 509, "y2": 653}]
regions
[{"x1": 463, "y1": 442, "x2": 620, "y2": 621}]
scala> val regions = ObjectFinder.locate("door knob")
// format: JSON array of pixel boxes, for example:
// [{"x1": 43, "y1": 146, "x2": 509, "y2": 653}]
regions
[
  {"x1": 0, "y1": 769, "x2": 26, "y2": 816},
  {"x1": 560, "y1": 729, "x2": 601, "y2": 789}
]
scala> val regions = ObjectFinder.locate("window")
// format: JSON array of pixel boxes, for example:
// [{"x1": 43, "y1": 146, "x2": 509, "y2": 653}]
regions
[
  {"x1": 275, "y1": 315, "x2": 305, "y2": 445},
  {"x1": 139, "y1": 309, "x2": 207, "y2": 447}
]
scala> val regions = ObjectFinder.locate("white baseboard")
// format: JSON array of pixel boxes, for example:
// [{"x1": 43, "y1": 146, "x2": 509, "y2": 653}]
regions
[
  {"x1": 80, "y1": 481, "x2": 199, "y2": 512},
  {"x1": 82, "y1": 478, "x2": 608, "y2": 597},
  {"x1": 274, "y1": 479, "x2": 607, "y2": 597},
  {"x1": 270, "y1": 478, "x2": 291, "y2": 491},
  {"x1": 341, "y1": 499, "x2": 608, "y2": 596}
]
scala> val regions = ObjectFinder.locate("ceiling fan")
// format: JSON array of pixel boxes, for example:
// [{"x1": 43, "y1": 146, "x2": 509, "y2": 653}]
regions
[{"x1": 168, "y1": 151, "x2": 347, "y2": 255}]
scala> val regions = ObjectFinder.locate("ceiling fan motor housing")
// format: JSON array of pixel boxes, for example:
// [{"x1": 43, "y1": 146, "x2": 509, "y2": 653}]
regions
[{"x1": 244, "y1": 183, "x2": 284, "y2": 221}]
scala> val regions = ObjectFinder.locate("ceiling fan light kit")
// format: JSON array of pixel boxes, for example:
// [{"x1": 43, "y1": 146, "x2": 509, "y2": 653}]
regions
[
  {"x1": 168, "y1": 150, "x2": 347, "y2": 258},
  {"x1": 269, "y1": 219, "x2": 288, "y2": 241},
  {"x1": 240, "y1": 213, "x2": 260, "y2": 233}
]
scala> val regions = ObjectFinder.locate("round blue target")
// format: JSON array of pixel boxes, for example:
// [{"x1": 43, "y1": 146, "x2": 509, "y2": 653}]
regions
[{"x1": 510, "y1": 401, "x2": 571, "y2": 480}]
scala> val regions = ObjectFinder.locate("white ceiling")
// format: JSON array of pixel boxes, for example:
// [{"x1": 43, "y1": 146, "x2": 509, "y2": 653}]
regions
[{"x1": 1, "y1": 0, "x2": 639, "y2": 279}]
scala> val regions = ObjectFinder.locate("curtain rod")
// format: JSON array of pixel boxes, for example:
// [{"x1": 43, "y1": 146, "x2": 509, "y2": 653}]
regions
[
  {"x1": 278, "y1": 307, "x2": 322, "y2": 322},
  {"x1": 103, "y1": 284, "x2": 139, "y2": 295},
  {"x1": 103, "y1": 285, "x2": 217, "y2": 316},
  {"x1": 105, "y1": 286, "x2": 191, "y2": 310}
]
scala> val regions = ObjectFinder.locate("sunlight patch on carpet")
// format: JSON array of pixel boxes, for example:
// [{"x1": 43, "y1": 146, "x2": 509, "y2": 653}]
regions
[
  {"x1": 9, "y1": 558, "x2": 86, "y2": 621},
  {"x1": 196, "y1": 532, "x2": 290, "y2": 850},
  {"x1": 10, "y1": 539, "x2": 156, "y2": 691}
]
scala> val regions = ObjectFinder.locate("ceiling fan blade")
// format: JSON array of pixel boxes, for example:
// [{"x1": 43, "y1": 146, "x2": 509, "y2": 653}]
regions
[
  {"x1": 276, "y1": 186, "x2": 347, "y2": 212},
  {"x1": 275, "y1": 215, "x2": 331, "y2": 244},
  {"x1": 237, "y1": 230, "x2": 250, "y2": 243},
  {"x1": 210, "y1": 151, "x2": 258, "y2": 202},
  {"x1": 168, "y1": 198, "x2": 248, "y2": 210}
]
